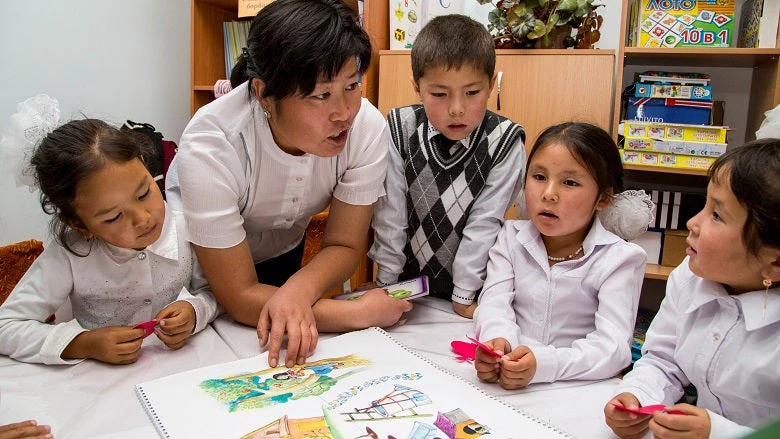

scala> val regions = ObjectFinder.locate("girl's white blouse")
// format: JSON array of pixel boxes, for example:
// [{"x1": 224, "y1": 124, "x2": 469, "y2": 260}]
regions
[
  {"x1": 166, "y1": 81, "x2": 388, "y2": 263},
  {"x1": 0, "y1": 207, "x2": 220, "y2": 365},
  {"x1": 473, "y1": 217, "x2": 647, "y2": 383},
  {"x1": 618, "y1": 259, "x2": 780, "y2": 437}
]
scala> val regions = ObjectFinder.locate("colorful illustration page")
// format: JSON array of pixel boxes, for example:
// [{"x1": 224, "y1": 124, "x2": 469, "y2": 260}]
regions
[{"x1": 136, "y1": 327, "x2": 570, "y2": 439}]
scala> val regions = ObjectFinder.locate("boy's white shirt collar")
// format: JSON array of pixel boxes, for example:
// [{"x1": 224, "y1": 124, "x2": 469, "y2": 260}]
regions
[
  {"x1": 100, "y1": 203, "x2": 178, "y2": 265},
  {"x1": 683, "y1": 271, "x2": 780, "y2": 330},
  {"x1": 426, "y1": 125, "x2": 470, "y2": 150}
]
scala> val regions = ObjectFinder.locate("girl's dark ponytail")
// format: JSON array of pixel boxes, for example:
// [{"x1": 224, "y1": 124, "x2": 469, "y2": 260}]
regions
[{"x1": 230, "y1": 51, "x2": 250, "y2": 89}]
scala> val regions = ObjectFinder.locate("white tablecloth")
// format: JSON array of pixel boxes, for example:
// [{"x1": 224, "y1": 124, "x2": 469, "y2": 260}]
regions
[{"x1": 0, "y1": 296, "x2": 621, "y2": 438}]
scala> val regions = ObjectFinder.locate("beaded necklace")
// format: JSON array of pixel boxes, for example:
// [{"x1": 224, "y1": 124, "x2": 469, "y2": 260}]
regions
[{"x1": 547, "y1": 246, "x2": 583, "y2": 262}]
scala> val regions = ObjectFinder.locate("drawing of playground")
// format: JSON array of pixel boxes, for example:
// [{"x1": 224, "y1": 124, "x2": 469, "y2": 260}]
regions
[{"x1": 200, "y1": 355, "x2": 370, "y2": 412}]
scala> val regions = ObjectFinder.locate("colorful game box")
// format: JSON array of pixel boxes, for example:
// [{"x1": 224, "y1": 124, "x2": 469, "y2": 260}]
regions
[
  {"x1": 621, "y1": 149, "x2": 716, "y2": 170},
  {"x1": 623, "y1": 120, "x2": 729, "y2": 143},
  {"x1": 624, "y1": 136, "x2": 726, "y2": 157},
  {"x1": 333, "y1": 275, "x2": 429, "y2": 301},
  {"x1": 636, "y1": 0, "x2": 736, "y2": 48}
]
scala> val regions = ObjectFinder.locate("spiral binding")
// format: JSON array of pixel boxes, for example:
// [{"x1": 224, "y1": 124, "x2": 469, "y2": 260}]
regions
[
  {"x1": 371, "y1": 327, "x2": 575, "y2": 438},
  {"x1": 136, "y1": 386, "x2": 171, "y2": 438}
]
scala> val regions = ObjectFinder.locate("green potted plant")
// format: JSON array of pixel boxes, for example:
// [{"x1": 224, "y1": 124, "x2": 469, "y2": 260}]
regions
[{"x1": 477, "y1": 0, "x2": 604, "y2": 49}]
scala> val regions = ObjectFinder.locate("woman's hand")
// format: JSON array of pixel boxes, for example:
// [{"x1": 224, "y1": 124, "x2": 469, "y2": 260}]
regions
[
  {"x1": 499, "y1": 345, "x2": 537, "y2": 389},
  {"x1": 604, "y1": 392, "x2": 652, "y2": 439},
  {"x1": 0, "y1": 420, "x2": 52, "y2": 439},
  {"x1": 257, "y1": 286, "x2": 318, "y2": 368},
  {"x1": 61, "y1": 326, "x2": 144, "y2": 365},
  {"x1": 650, "y1": 403, "x2": 710, "y2": 439},
  {"x1": 350, "y1": 288, "x2": 413, "y2": 328},
  {"x1": 475, "y1": 338, "x2": 509, "y2": 384},
  {"x1": 155, "y1": 301, "x2": 197, "y2": 349}
]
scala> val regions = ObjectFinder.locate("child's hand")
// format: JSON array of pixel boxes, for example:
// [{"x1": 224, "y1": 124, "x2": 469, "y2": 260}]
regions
[
  {"x1": 0, "y1": 420, "x2": 52, "y2": 439},
  {"x1": 452, "y1": 302, "x2": 476, "y2": 318},
  {"x1": 474, "y1": 338, "x2": 509, "y2": 383},
  {"x1": 650, "y1": 403, "x2": 710, "y2": 439},
  {"x1": 61, "y1": 326, "x2": 144, "y2": 365},
  {"x1": 498, "y1": 345, "x2": 537, "y2": 389},
  {"x1": 154, "y1": 301, "x2": 197, "y2": 350},
  {"x1": 604, "y1": 392, "x2": 652, "y2": 439},
  {"x1": 351, "y1": 288, "x2": 413, "y2": 328}
]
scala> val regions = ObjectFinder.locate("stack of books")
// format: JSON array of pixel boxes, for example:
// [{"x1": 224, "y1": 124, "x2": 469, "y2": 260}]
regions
[{"x1": 223, "y1": 20, "x2": 251, "y2": 79}]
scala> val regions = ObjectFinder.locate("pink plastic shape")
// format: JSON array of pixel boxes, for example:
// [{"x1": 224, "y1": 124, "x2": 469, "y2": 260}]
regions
[
  {"x1": 465, "y1": 335, "x2": 502, "y2": 358},
  {"x1": 611, "y1": 402, "x2": 684, "y2": 415},
  {"x1": 451, "y1": 340, "x2": 478, "y2": 361},
  {"x1": 133, "y1": 319, "x2": 158, "y2": 338}
]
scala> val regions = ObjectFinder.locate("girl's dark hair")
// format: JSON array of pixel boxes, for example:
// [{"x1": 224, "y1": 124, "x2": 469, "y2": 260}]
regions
[
  {"x1": 411, "y1": 14, "x2": 496, "y2": 83},
  {"x1": 526, "y1": 122, "x2": 624, "y2": 196},
  {"x1": 709, "y1": 138, "x2": 780, "y2": 255},
  {"x1": 230, "y1": 0, "x2": 371, "y2": 100},
  {"x1": 30, "y1": 119, "x2": 155, "y2": 255}
]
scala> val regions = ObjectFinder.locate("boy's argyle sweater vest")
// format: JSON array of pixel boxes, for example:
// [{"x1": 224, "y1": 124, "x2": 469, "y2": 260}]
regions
[{"x1": 388, "y1": 104, "x2": 525, "y2": 299}]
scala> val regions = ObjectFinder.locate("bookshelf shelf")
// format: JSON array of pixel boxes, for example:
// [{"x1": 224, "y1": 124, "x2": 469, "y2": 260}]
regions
[
  {"x1": 623, "y1": 47, "x2": 780, "y2": 68},
  {"x1": 624, "y1": 164, "x2": 709, "y2": 176},
  {"x1": 644, "y1": 264, "x2": 675, "y2": 281}
]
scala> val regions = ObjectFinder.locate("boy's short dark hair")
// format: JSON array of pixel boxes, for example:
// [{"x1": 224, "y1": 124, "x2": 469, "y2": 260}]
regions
[{"x1": 411, "y1": 14, "x2": 495, "y2": 83}]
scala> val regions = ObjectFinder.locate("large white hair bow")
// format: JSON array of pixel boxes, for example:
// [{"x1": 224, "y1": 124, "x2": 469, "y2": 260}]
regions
[{"x1": 0, "y1": 94, "x2": 60, "y2": 190}]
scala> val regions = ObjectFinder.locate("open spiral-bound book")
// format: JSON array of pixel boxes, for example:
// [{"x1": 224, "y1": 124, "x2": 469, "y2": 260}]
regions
[{"x1": 136, "y1": 327, "x2": 571, "y2": 438}]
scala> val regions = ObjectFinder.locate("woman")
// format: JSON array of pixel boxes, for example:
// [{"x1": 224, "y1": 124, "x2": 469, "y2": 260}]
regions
[{"x1": 167, "y1": 0, "x2": 411, "y2": 369}]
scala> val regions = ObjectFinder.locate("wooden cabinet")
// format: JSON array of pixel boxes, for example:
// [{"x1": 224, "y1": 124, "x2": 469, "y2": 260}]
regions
[
  {"x1": 613, "y1": 0, "x2": 780, "y2": 279},
  {"x1": 190, "y1": 0, "x2": 387, "y2": 116},
  {"x1": 378, "y1": 49, "x2": 616, "y2": 150}
]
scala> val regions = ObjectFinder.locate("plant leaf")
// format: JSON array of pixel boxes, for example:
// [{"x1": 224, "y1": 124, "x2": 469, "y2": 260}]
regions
[
  {"x1": 558, "y1": 0, "x2": 579, "y2": 12},
  {"x1": 511, "y1": 13, "x2": 537, "y2": 39},
  {"x1": 526, "y1": 19, "x2": 549, "y2": 39}
]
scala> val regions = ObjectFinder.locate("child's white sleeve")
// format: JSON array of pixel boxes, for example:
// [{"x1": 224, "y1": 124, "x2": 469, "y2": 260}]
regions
[
  {"x1": 0, "y1": 245, "x2": 87, "y2": 365},
  {"x1": 473, "y1": 223, "x2": 522, "y2": 347},
  {"x1": 175, "y1": 254, "x2": 220, "y2": 334},
  {"x1": 368, "y1": 136, "x2": 408, "y2": 285},
  {"x1": 452, "y1": 135, "x2": 525, "y2": 304},
  {"x1": 617, "y1": 269, "x2": 690, "y2": 406},
  {"x1": 707, "y1": 410, "x2": 754, "y2": 439}
]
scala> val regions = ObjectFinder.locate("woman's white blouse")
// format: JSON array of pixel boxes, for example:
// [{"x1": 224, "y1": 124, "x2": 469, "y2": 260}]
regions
[
  {"x1": 0, "y1": 207, "x2": 220, "y2": 365},
  {"x1": 618, "y1": 259, "x2": 780, "y2": 438},
  {"x1": 166, "y1": 81, "x2": 388, "y2": 263},
  {"x1": 473, "y1": 218, "x2": 646, "y2": 383}
]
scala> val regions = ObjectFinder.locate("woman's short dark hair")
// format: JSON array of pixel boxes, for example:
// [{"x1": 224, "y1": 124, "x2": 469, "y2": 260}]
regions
[
  {"x1": 230, "y1": 0, "x2": 371, "y2": 99},
  {"x1": 709, "y1": 138, "x2": 780, "y2": 255},
  {"x1": 526, "y1": 122, "x2": 624, "y2": 197},
  {"x1": 30, "y1": 119, "x2": 155, "y2": 255}
]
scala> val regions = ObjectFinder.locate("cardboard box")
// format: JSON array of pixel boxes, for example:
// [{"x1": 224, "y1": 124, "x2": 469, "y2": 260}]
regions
[
  {"x1": 637, "y1": 0, "x2": 736, "y2": 48},
  {"x1": 634, "y1": 84, "x2": 713, "y2": 101},
  {"x1": 620, "y1": 149, "x2": 716, "y2": 171},
  {"x1": 624, "y1": 137, "x2": 726, "y2": 157},
  {"x1": 661, "y1": 229, "x2": 689, "y2": 267},
  {"x1": 630, "y1": 228, "x2": 663, "y2": 264},
  {"x1": 627, "y1": 97, "x2": 713, "y2": 125},
  {"x1": 623, "y1": 121, "x2": 729, "y2": 143}
]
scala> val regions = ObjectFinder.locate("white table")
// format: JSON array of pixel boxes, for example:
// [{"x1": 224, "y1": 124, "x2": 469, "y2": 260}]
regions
[
  {"x1": 0, "y1": 326, "x2": 237, "y2": 439},
  {"x1": 0, "y1": 296, "x2": 622, "y2": 438}
]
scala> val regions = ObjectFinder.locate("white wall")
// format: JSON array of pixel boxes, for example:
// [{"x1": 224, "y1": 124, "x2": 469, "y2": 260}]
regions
[{"x1": 0, "y1": 0, "x2": 190, "y2": 245}]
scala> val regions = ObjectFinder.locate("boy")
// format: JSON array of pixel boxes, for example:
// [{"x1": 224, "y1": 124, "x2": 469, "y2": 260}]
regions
[{"x1": 369, "y1": 14, "x2": 526, "y2": 318}]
